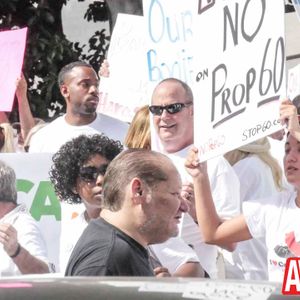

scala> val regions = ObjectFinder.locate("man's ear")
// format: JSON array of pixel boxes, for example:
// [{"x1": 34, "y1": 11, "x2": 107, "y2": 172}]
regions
[
  {"x1": 131, "y1": 178, "x2": 145, "y2": 204},
  {"x1": 60, "y1": 84, "x2": 70, "y2": 99}
]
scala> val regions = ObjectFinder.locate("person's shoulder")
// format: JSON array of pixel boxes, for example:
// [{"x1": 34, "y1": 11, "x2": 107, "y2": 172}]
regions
[
  {"x1": 234, "y1": 155, "x2": 264, "y2": 174},
  {"x1": 245, "y1": 189, "x2": 295, "y2": 210}
]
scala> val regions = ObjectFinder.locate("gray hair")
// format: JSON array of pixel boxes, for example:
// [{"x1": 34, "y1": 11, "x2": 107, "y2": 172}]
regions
[
  {"x1": 101, "y1": 149, "x2": 170, "y2": 211},
  {"x1": 0, "y1": 160, "x2": 17, "y2": 204}
]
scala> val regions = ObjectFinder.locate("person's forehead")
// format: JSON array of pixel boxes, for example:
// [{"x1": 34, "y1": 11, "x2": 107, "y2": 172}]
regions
[
  {"x1": 152, "y1": 81, "x2": 186, "y2": 104},
  {"x1": 84, "y1": 153, "x2": 109, "y2": 166},
  {"x1": 66, "y1": 66, "x2": 97, "y2": 82},
  {"x1": 286, "y1": 134, "x2": 300, "y2": 146}
]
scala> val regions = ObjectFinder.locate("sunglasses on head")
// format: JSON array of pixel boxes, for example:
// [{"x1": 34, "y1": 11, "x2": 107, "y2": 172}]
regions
[
  {"x1": 148, "y1": 102, "x2": 193, "y2": 116},
  {"x1": 79, "y1": 164, "x2": 108, "y2": 183}
]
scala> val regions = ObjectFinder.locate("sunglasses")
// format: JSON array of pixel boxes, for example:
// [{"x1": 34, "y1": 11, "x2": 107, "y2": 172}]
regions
[
  {"x1": 79, "y1": 164, "x2": 108, "y2": 183},
  {"x1": 148, "y1": 102, "x2": 193, "y2": 116}
]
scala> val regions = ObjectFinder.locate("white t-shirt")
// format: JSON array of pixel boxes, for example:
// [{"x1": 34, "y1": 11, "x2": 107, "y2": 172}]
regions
[
  {"x1": 0, "y1": 204, "x2": 49, "y2": 276},
  {"x1": 168, "y1": 147, "x2": 240, "y2": 279},
  {"x1": 232, "y1": 155, "x2": 280, "y2": 280},
  {"x1": 244, "y1": 189, "x2": 300, "y2": 282},
  {"x1": 149, "y1": 237, "x2": 200, "y2": 274},
  {"x1": 29, "y1": 113, "x2": 129, "y2": 153},
  {"x1": 59, "y1": 210, "x2": 86, "y2": 274}
]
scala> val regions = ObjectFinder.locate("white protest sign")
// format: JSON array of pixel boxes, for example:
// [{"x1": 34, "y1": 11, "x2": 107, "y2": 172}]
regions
[
  {"x1": 288, "y1": 64, "x2": 300, "y2": 101},
  {"x1": 143, "y1": 0, "x2": 197, "y2": 93},
  {"x1": 98, "y1": 14, "x2": 147, "y2": 123},
  {"x1": 193, "y1": 1, "x2": 286, "y2": 161},
  {"x1": 292, "y1": 0, "x2": 300, "y2": 21}
]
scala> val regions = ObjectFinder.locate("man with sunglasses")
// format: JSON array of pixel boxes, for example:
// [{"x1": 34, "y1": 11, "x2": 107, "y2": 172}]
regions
[
  {"x1": 29, "y1": 61, "x2": 128, "y2": 153},
  {"x1": 149, "y1": 78, "x2": 241, "y2": 279}
]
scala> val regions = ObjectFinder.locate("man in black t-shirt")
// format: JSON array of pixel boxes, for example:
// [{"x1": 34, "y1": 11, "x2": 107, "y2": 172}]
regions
[{"x1": 65, "y1": 149, "x2": 188, "y2": 276}]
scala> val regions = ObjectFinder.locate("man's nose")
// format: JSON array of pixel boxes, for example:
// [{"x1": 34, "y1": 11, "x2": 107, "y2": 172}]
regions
[
  {"x1": 287, "y1": 151, "x2": 297, "y2": 162},
  {"x1": 89, "y1": 84, "x2": 99, "y2": 94},
  {"x1": 160, "y1": 108, "x2": 171, "y2": 119}
]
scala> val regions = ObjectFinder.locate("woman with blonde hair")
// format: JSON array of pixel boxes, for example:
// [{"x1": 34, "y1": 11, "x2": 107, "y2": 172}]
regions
[
  {"x1": 124, "y1": 105, "x2": 151, "y2": 149},
  {"x1": 0, "y1": 123, "x2": 17, "y2": 153}
]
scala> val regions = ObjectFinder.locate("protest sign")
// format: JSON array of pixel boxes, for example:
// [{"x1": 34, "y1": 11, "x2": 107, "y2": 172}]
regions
[
  {"x1": 98, "y1": 14, "x2": 148, "y2": 123},
  {"x1": 0, "y1": 28, "x2": 27, "y2": 111},
  {"x1": 193, "y1": 1, "x2": 286, "y2": 161},
  {"x1": 143, "y1": 0, "x2": 197, "y2": 92}
]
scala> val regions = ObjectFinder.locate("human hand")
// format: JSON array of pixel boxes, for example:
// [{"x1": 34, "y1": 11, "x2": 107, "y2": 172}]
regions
[
  {"x1": 185, "y1": 147, "x2": 207, "y2": 178},
  {"x1": 98, "y1": 59, "x2": 110, "y2": 78},
  {"x1": 153, "y1": 266, "x2": 171, "y2": 277},
  {"x1": 280, "y1": 99, "x2": 300, "y2": 138},
  {"x1": 15, "y1": 73, "x2": 28, "y2": 100},
  {"x1": 0, "y1": 223, "x2": 19, "y2": 257},
  {"x1": 181, "y1": 182, "x2": 196, "y2": 221}
]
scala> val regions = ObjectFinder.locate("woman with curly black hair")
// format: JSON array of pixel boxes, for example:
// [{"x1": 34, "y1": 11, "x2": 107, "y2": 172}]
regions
[{"x1": 49, "y1": 133, "x2": 122, "y2": 273}]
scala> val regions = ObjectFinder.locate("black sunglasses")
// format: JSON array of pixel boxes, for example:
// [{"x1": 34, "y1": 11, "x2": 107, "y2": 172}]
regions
[
  {"x1": 79, "y1": 164, "x2": 108, "y2": 183},
  {"x1": 148, "y1": 102, "x2": 192, "y2": 116}
]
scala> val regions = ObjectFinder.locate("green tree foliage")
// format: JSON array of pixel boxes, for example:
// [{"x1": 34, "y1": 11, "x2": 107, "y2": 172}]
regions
[{"x1": 0, "y1": 0, "x2": 110, "y2": 120}]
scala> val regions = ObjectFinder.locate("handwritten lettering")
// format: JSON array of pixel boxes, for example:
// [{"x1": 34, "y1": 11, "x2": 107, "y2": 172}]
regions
[
  {"x1": 211, "y1": 37, "x2": 284, "y2": 127},
  {"x1": 198, "y1": 135, "x2": 226, "y2": 156},
  {"x1": 223, "y1": 0, "x2": 266, "y2": 51},
  {"x1": 242, "y1": 119, "x2": 280, "y2": 141}
]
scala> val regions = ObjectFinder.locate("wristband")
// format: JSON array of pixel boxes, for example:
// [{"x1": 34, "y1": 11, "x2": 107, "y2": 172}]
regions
[{"x1": 9, "y1": 243, "x2": 21, "y2": 258}]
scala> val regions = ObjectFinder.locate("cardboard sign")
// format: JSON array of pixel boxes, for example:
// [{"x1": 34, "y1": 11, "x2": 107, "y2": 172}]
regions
[
  {"x1": 0, "y1": 28, "x2": 27, "y2": 111},
  {"x1": 143, "y1": 0, "x2": 197, "y2": 92},
  {"x1": 193, "y1": 1, "x2": 286, "y2": 161},
  {"x1": 98, "y1": 14, "x2": 148, "y2": 123}
]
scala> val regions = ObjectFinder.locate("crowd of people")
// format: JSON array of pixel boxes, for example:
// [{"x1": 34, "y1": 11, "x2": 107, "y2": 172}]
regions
[{"x1": 0, "y1": 59, "x2": 299, "y2": 284}]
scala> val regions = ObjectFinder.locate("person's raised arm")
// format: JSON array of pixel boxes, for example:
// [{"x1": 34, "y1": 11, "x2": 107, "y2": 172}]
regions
[
  {"x1": 185, "y1": 147, "x2": 252, "y2": 249},
  {"x1": 15, "y1": 73, "x2": 35, "y2": 141},
  {"x1": 280, "y1": 99, "x2": 300, "y2": 141}
]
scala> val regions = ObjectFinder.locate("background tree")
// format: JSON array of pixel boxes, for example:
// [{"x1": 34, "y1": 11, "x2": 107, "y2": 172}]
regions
[{"x1": 0, "y1": 0, "x2": 110, "y2": 121}]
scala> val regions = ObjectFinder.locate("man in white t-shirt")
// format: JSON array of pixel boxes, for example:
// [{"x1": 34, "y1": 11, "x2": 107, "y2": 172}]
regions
[
  {"x1": 149, "y1": 78, "x2": 240, "y2": 278},
  {"x1": 0, "y1": 160, "x2": 50, "y2": 276},
  {"x1": 29, "y1": 61, "x2": 128, "y2": 153}
]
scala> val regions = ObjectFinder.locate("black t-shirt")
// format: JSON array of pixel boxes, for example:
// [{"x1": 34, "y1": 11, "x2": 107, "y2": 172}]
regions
[{"x1": 65, "y1": 218, "x2": 154, "y2": 276}]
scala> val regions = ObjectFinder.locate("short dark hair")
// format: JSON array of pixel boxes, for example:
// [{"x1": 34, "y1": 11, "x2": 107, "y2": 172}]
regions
[
  {"x1": 57, "y1": 61, "x2": 94, "y2": 86},
  {"x1": 101, "y1": 149, "x2": 170, "y2": 211},
  {"x1": 152, "y1": 78, "x2": 194, "y2": 103},
  {"x1": 0, "y1": 160, "x2": 17, "y2": 204},
  {"x1": 49, "y1": 134, "x2": 123, "y2": 204}
]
